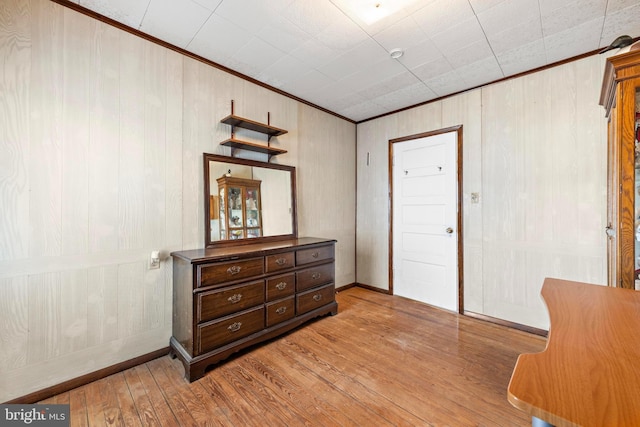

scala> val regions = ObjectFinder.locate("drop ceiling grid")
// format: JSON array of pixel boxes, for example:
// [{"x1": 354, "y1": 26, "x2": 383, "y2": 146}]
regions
[{"x1": 74, "y1": 0, "x2": 640, "y2": 122}]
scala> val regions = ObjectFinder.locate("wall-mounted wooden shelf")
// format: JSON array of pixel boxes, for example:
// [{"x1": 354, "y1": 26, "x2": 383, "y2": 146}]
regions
[
  {"x1": 219, "y1": 100, "x2": 288, "y2": 159},
  {"x1": 220, "y1": 138, "x2": 287, "y2": 156},
  {"x1": 220, "y1": 115, "x2": 288, "y2": 137}
]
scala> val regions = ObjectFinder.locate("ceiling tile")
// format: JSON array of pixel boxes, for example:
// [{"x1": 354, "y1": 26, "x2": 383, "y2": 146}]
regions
[
  {"x1": 192, "y1": 0, "x2": 223, "y2": 10},
  {"x1": 604, "y1": 0, "x2": 640, "y2": 13},
  {"x1": 316, "y1": 15, "x2": 371, "y2": 51},
  {"x1": 337, "y1": 101, "x2": 386, "y2": 121},
  {"x1": 257, "y1": 54, "x2": 314, "y2": 88},
  {"x1": 228, "y1": 37, "x2": 288, "y2": 78},
  {"x1": 356, "y1": 71, "x2": 423, "y2": 99},
  {"x1": 289, "y1": 38, "x2": 346, "y2": 69},
  {"x1": 476, "y1": 0, "x2": 540, "y2": 36},
  {"x1": 79, "y1": 0, "x2": 149, "y2": 28},
  {"x1": 544, "y1": 17, "x2": 604, "y2": 63},
  {"x1": 214, "y1": 0, "x2": 294, "y2": 35},
  {"x1": 395, "y1": 38, "x2": 443, "y2": 69},
  {"x1": 496, "y1": 39, "x2": 547, "y2": 76},
  {"x1": 455, "y1": 56, "x2": 504, "y2": 87},
  {"x1": 279, "y1": 69, "x2": 335, "y2": 96},
  {"x1": 412, "y1": 0, "x2": 476, "y2": 38},
  {"x1": 468, "y1": 0, "x2": 506, "y2": 14},
  {"x1": 369, "y1": 15, "x2": 427, "y2": 51},
  {"x1": 430, "y1": 16, "x2": 486, "y2": 54},
  {"x1": 257, "y1": 15, "x2": 312, "y2": 53},
  {"x1": 443, "y1": 39, "x2": 494, "y2": 69},
  {"x1": 283, "y1": 0, "x2": 347, "y2": 37},
  {"x1": 371, "y1": 81, "x2": 438, "y2": 110},
  {"x1": 600, "y1": 3, "x2": 640, "y2": 46},
  {"x1": 335, "y1": 58, "x2": 407, "y2": 92},
  {"x1": 187, "y1": 14, "x2": 253, "y2": 63},
  {"x1": 485, "y1": 16, "x2": 543, "y2": 54},
  {"x1": 317, "y1": 38, "x2": 390, "y2": 81},
  {"x1": 140, "y1": 0, "x2": 212, "y2": 48},
  {"x1": 540, "y1": 0, "x2": 607, "y2": 37},
  {"x1": 411, "y1": 56, "x2": 453, "y2": 81},
  {"x1": 422, "y1": 70, "x2": 468, "y2": 96}
]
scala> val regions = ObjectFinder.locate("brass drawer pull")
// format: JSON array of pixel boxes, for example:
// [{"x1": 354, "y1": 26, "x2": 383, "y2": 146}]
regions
[
  {"x1": 312, "y1": 272, "x2": 321, "y2": 280},
  {"x1": 227, "y1": 293, "x2": 242, "y2": 304},
  {"x1": 227, "y1": 322, "x2": 242, "y2": 332},
  {"x1": 276, "y1": 306, "x2": 287, "y2": 315},
  {"x1": 312, "y1": 252, "x2": 319, "y2": 258},
  {"x1": 227, "y1": 265, "x2": 242, "y2": 275},
  {"x1": 275, "y1": 257, "x2": 288, "y2": 266},
  {"x1": 313, "y1": 294, "x2": 322, "y2": 302},
  {"x1": 275, "y1": 282, "x2": 287, "y2": 290}
]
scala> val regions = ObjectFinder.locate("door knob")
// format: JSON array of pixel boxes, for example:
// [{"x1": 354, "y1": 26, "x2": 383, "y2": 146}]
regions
[{"x1": 446, "y1": 227, "x2": 453, "y2": 234}]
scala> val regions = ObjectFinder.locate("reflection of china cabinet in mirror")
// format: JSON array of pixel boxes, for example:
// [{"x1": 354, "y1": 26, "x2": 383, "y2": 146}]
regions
[
  {"x1": 600, "y1": 45, "x2": 640, "y2": 289},
  {"x1": 217, "y1": 175, "x2": 263, "y2": 240},
  {"x1": 219, "y1": 100, "x2": 288, "y2": 159},
  {"x1": 204, "y1": 153, "x2": 297, "y2": 248}
]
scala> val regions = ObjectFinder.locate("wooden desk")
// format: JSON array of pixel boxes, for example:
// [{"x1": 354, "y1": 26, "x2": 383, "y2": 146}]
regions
[{"x1": 508, "y1": 278, "x2": 640, "y2": 426}]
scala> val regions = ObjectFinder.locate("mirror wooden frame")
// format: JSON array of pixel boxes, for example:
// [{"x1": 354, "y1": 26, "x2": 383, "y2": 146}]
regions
[{"x1": 203, "y1": 153, "x2": 298, "y2": 248}]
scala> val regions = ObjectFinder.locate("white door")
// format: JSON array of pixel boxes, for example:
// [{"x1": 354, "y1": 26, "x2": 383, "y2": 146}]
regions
[{"x1": 392, "y1": 131, "x2": 458, "y2": 312}]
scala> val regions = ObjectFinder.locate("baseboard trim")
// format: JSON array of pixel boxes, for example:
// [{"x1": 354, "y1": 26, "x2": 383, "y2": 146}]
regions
[
  {"x1": 463, "y1": 311, "x2": 548, "y2": 337},
  {"x1": 335, "y1": 282, "x2": 357, "y2": 291},
  {"x1": 5, "y1": 347, "x2": 170, "y2": 404},
  {"x1": 352, "y1": 282, "x2": 390, "y2": 294},
  {"x1": 350, "y1": 283, "x2": 546, "y2": 336}
]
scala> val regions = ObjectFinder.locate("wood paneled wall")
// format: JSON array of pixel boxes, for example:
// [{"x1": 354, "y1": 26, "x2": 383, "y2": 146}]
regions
[
  {"x1": 0, "y1": 0, "x2": 355, "y2": 402},
  {"x1": 356, "y1": 55, "x2": 608, "y2": 330}
]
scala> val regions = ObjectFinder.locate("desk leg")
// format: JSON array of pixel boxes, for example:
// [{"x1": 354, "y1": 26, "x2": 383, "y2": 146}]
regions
[{"x1": 532, "y1": 416, "x2": 554, "y2": 427}]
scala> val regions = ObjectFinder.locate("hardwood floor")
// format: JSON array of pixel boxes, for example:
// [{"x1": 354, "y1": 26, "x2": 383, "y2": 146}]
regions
[{"x1": 40, "y1": 287, "x2": 546, "y2": 426}]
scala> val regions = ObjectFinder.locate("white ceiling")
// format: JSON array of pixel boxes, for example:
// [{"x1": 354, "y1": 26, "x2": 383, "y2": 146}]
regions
[{"x1": 69, "y1": 0, "x2": 640, "y2": 122}]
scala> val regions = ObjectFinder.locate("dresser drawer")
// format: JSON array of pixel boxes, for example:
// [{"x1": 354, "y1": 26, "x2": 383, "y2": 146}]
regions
[
  {"x1": 265, "y1": 296, "x2": 295, "y2": 327},
  {"x1": 197, "y1": 280, "x2": 265, "y2": 323},
  {"x1": 296, "y1": 263, "x2": 334, "y2": 292},
  {"x1": 197, "y1": 306, "x2": 265, "y2": 355},
  {"x1": 265, "y1": 252, "x2": 294, "y2": 273},
  {"x1": 266, "y1": 273, "x2": 295, "y2": 302},
  {"x1": 198, "y1": 257, "x2": 264, "y2": 288},
  {"x1": 296, "y1": 245, "x2": 334, "y2": 265},
  {"x1": 296, "y1": 283, "x2": 335, "y2": 315}
]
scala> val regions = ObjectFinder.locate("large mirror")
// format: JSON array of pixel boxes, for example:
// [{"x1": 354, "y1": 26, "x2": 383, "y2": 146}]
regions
[{"x1": 204, "y1": 153, "x2": 297, "y2": 248}]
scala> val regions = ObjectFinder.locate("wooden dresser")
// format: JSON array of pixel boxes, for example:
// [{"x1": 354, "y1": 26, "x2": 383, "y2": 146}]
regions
[{"x1": 170, "y1": 237, "x2": 337, "y2": 381}]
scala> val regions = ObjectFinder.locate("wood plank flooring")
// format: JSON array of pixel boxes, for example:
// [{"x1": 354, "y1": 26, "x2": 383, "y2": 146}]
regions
[{"x1": 39, "y1": 287, "x2": 546, "y2": 426}]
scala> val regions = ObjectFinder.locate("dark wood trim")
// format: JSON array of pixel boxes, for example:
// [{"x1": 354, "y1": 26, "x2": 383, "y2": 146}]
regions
[
  {"x1": 336, "y1": 282, "x2": 358, "y2": 291},
  {"x1": 48, "y1": 0, "x2": 601, "y2": 126},
  {"x1": 48, "y1": 0, "x2": 355, "y2": 125},
  {"x1": 358, "y1": 50, "x2": 600, "y2": 124},
  {"x1": 463, "y1": 311, "x2": 548, "y2": 337},
  {"x1": 5, "y1": 347, "x2": 170, "y2": 404},
  {"x1": 353, "y1": 282, "x2": 391, "y2": 294},
  {"x1": 388, "y1": 126, "x2": 464, "y2": 313}
]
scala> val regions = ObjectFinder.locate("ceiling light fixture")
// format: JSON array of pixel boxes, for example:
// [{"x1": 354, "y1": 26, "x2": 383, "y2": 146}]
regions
[
  {"x1": 390, "y1": 48, "x2": 404, "y2": 59},
  {"x1": 333, "y1": 0, "x2": 421, "y2": 25}
]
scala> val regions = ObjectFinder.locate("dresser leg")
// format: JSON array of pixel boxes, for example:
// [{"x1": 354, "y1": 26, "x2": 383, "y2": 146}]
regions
[{"x1": 532, "y1": 416, "x2": 554, "y2": 427}]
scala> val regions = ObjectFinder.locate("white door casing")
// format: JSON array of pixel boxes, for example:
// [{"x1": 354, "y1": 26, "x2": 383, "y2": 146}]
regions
[{"x1": 392, "y1": 130, "x2": 459, "y2": 312}]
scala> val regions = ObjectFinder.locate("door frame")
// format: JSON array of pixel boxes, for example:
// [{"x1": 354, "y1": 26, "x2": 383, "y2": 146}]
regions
[{"x1": 388, "y1": 125, "x2": 464, "y2": 313}]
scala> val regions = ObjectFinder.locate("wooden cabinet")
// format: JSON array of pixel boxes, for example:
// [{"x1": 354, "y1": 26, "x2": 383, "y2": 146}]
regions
[
  {"x1": 600, "y1": 46, "x2": 640, "y2": 289},
  {"x1": 170, "y1": 237, "x2": 338, "y2": 381},
  {"x1": 217, "y1": 175, "x2": 263, "y2": 240}
]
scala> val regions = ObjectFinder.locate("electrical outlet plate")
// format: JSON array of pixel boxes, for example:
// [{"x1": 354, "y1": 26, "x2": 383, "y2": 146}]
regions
[{"x1": 149, "y1": 251, "x2": 160, "y2": 269}]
